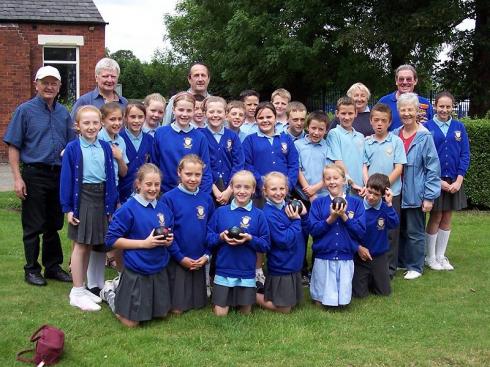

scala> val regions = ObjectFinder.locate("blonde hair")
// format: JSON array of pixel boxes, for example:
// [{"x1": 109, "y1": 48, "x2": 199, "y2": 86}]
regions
[
  {"x1": 134, "y1": 163, "x2": 161, "y2": 193},
  {"x1": 75, "y1": 105, "x2": 102, "y2": 123},
  {"x1": 271, "y1": 88, "x2": 291, "y2": 102},
  {"x1": 144, "y1": 93, "x2": 166, "y2": 108},
  {"x1": 347, "y1": 82, "x2": 371, "y2": 100},
  {"x1": 100, "y1": 102, "x2": 123, "y2": 120},
  {"x1": 177, "y1": 154, "x2": 204, "y2": 173},
  {"x1": 263, "y1": 171, "x2": 288, "y2": 192},
  {"x1": 203, "y1": 96, "x2": 227, "y2": 111},
  {"x1": 173, "y1": 92, "x2": 196, "y2": 108},
  {"x1": 231, "y1": 170, "x2": 256, "y2": 189},
  {"x1": 227, "y1": 100, "x2": 246, "y2": 114},
  {"x1": 286, "y1": 101, "x2": 307, "y2": 117},
  {"x1": 323, "y1": 164, "x2": 346, "y2": 179}
]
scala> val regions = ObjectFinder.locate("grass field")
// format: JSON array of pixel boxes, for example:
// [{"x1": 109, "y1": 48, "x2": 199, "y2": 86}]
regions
[{"x1": 0, "y1": 191, "x2": 488, "y2": 366}]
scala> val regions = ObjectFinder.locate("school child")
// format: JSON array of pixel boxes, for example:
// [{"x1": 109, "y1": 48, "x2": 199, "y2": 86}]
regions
[
  {"x1": 207, "y1": 170, "x2": 270, "y2": 316},
  {"x1": 103, "y1": 163, "x2": 174, "y2": 327},
  {"x1": 152, "y1": 91, "x2": 212, "y2": 194},
  {"x1": 363, "y1": 103, "x2": 406, "y2": 278},
  {"x1": 271, "y1": 88, "x2": 291, "y2": 131},
  {"x1": 226, "y1": 100, "x2": 248, "y2": 142},
  {"x1": 295, "y1": 111, "x2": 331, "y2": 202},
  {"x1": 352, "y1": 174, "x2": 399, "y2": 298},
  {"x1": 191, "y1": 94, "x2": 206, "y2": 128},
  {"x1": 119, "y1": 102, "x2": 154, "y2": 204},
  {"x1": 424, "y1": 91, "x2": 470, "y2": 271},
  {"x1": 60, "y1": 105, "x2": 118, "y2": 311},
  {"x1": 285, "y1": 102, "x2": 308, "y2": 141},
  {"x1": 161, "y1": 155, "x2": 215, "y2": 313},
  {"x1": 199, "y1": 96, "x2": 245, "y2": 205},
  {"x1": 143, "y1": 93, "x2": 166, "y2": 137},
  {"x1": 257, "y1": 172, "x2": 307, "y2": 313},
  {"x1": 308, "y1": 164, "x2": 366, "y2": 307},
  {"x1": 239, "y1": 90, "x2": 260, "y2": 137},
  {"x1": 326, "y1": 96, "x2": 365, "y2": 195}
]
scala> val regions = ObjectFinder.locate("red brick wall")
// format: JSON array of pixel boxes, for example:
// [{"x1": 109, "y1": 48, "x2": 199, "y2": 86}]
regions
[{"x1": 0, "y1": 22, "x2": 105, "y2": 161}]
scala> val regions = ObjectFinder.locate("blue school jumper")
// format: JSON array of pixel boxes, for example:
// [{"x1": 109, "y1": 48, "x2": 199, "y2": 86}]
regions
[
  {"x1": 308, "y1": 195, "x2": 365, "y2": 260},
  {"x1": 424, "y1": 118, "x2": 470, "y2": 180},
  {"x1": 363, "y1": 200, "x2": 399, "y2": 256},
  {"x1": 242, "y1": 131, "x2": 299, "y2": 193},
  {"x1": 263, "y1": 202, "x2": 305, "y2": 275},
  {"x1": 60, "y1": 138, "x2": 117, "y2": 217},
  {"x1": 119, "y1": 129, "x2": 154, "y2": 203},
  {"x1": 161, "y1": 186, "x2": 215, "y2": 262},
  {"x1": 207, "y1": 203, "x2": 270, "y2": 279},
  {"x1": 198, "y1": 127, "x2": 245, "y2": 188},
  {"x1": 152, "y1": 124, "x2": 212, "y2": 193},
  {"x1": 105, "y1": 197, "x2": 174, "y2": 275}
]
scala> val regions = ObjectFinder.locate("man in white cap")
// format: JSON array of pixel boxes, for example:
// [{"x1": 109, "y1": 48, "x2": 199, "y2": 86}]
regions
[{"x1": 3, "y1": 65, "x2": 75, "y2": 286}]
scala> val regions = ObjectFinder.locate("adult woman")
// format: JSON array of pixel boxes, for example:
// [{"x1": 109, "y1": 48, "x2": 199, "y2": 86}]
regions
[
  {"x1": 392, "y1": 93, "x2": 440, "y2": 280},
  {"x1": 330, "y1": 82, "x2": 374, "y2": 136}
]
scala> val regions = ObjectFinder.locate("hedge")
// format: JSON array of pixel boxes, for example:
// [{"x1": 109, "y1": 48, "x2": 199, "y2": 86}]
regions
[{"x1": 462, "y1": 118, "x2": 490, "y2": 209}]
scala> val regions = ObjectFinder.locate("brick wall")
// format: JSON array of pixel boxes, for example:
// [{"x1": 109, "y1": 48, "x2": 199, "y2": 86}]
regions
[{"x1": 0, "y1": 22, "x2": 105, "y2": 161}]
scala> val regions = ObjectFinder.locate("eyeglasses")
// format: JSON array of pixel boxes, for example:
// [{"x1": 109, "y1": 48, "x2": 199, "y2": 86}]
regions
[{"x1": 397, "y1": 77, "x2": 414, "y2": 82}]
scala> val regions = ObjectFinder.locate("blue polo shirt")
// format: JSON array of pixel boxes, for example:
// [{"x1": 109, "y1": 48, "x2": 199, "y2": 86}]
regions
[
  {"x1": 326, "y1": 125, "x2": 365, "y2": 187},
  {"x1": 363, "y1": 133, "x2": 406, "y2": 196},
  {"x1": 3, "y1": 95, "x2": 74, "y2": 165},
  {"x1": 70, "y1": 87, "x2": 128, "y2": 120},
  {"x1": 378, "y1": 91, "x2": 433, "y2": 131},
  {"x1": 80, "y1": 136, "x2": 106, "y2": 183},
  {"x1": 294, "y1": 135, "x2": 331, "y2": 197},
  {"x1": 124, "y1": 128, "x2": 143, "y2": 151}
]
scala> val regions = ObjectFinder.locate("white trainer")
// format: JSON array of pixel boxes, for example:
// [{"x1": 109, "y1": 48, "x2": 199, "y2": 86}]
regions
[
  {"x1": 83, "y1": 288, "x2": 102, "y2": 303},
  {"x1": 438, "y1": 257, "x2": 454, "y2": 271},
  {"x1": 426, "y1": 258, "x2": 443, "y2": 271},
  {"x1": 404, "y1": 270, "x2": 422, "y2": 280},
  {"x1": 70, "y1": 293, "x2": 101, "y2": 311}
]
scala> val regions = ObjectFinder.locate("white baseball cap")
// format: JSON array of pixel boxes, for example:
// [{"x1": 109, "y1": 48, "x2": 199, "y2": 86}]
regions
[{"x1": 34, "y1": 66, "x2": 61, "y2": 81}]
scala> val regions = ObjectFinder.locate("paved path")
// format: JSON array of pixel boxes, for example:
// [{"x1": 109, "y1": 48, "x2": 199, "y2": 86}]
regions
[{"x1": 0, "y1": 163, "x2": 13, "y2": 192}]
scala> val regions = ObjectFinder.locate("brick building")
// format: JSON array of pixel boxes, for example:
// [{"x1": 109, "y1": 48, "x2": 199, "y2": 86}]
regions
[{"x1": 0, "y1": 0, "x2": 106, "y2": 161}]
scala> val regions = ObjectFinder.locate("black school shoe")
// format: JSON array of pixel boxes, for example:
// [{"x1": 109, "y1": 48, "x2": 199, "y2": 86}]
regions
[
  {"x1": 25, "y1": 272, "x2": 47, "y2": 286},
  {"x1": 44, "y1": 269, "x2": 72, "y2": 282}
]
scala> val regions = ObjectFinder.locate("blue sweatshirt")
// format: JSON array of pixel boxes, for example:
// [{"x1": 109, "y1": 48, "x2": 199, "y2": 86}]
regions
[
  {"x1": 363, "y1": 201, "x2": 399, "y2": 257},
  {"x1": 105, "y1": 197, "x2": 174, "y2": 275},
  {"x1": 308, "y1": 195, "x2": 365, "y2": 260},
  {"x1": 207, "y1": 204, "x2": 270, "y2": 279},
  {"x1": 151, "y1": 125, "x2": 212, "y2": 193},
  {"x1": 60, "y1": 138, "x2": 117, "y2": 217},
  {"x1": 161, "y1": 187, "x2": 215, "y2": 262},
  {"x1": 242, "y1": 132, "x2": 299, "y2": 193},
  {"x1": 119, "y1": 129, "x2": 154, "y2": 203},
  {"x1": 263, "y1": 203, "x2": 305, "y2": 275},
  {"x1": 198, "y1": 127, "x2": 245, "y2": 188}
]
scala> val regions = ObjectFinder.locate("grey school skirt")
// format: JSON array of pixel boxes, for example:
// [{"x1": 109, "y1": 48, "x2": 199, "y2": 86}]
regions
[
  {"x1": 167, "y1": 259, "x2": 207, "y2": 312},
  {"x1": 68, "y1": 183, "x2": 107, "y2": 249},
  {"x1": 212, "y1": 283, "x2": 256, "y2": 307},
  {"x1": 264, "y1": 272, "x2": 303, "y2": 307},
  {"x1": 433, "y1": 178, "x2": 467, "y2": 211},
  {"x1": 115, "y1": 266, "x2": 171, "y2": 322}
]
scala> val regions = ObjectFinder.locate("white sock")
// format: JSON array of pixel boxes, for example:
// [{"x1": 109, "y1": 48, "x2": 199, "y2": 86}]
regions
[
  {"x1": 70, "y1": 286, "x2": 86, "y2": 297},
  {"x1": 425, "y1": 233, "x2": 437, "y2": 260},
  {"x1": 256, "y1": 268, "x2": 264, "y2": 275},
  {"x1": 87, "y1": 251, "x2": 106, "y2": 289},
  {"x1": 205, "y1": 263, "x2": 210, "y2": 287},
  {"x1": 436, "y1": 229, "x2": 451, "y2": 260}
]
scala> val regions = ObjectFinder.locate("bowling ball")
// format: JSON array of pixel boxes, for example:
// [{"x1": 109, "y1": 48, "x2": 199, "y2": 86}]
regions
[
  {"x1": 154, "y1": 226, "x2": 172, "y2": 239},
  {"x1": 288, "y1": 199, "x2": 302, "y2": 212},
  {"x1": 332, "y1": 197, "x2": 347, "y2": 211},
  {"x1": 227, "y1": 226, "x2": 244, "y2": 239}
]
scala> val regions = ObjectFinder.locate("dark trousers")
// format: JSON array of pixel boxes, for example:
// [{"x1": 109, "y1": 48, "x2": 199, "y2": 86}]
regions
[
  {"x1": 21, "y1": 165, "x2": 64, "y2": 274},
  {"x1": 399, "y1": 207, "x2": 426, "y2": 273},
  {"x1": 352, "y1": 253, "x2": 391, "y2": 298},
  {"x1": 387, "y1": 195, "x2": 401, "y2": 278}
]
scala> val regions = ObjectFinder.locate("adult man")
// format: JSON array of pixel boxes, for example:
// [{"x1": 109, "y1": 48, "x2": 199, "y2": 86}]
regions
[
  {"x1": 3, "y1": 66, "x2": 75, "y2": 286},
  {"x1": 71, "y1": 57, "x2": 127, "y2": 119},
  {"x1": 378, "y1": 64, "x2": 433, "y2": 131},
  {"x1": 163, "y1": 62, "x2": 211, "y2": 125}
]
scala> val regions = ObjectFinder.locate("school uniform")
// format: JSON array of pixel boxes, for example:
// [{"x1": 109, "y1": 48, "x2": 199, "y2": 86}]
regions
[
  {"x1": 60, "y1": 137, "x2": 118, "y2": 246},
  {"x1": 263, "y1": 201, "x2": 305, "y2": 307},
  {"x1": 105, "y1": 195, "x2": 174, "y2": 321},
  {"x1": 378, "y1": 92, "x2": 433, "y2": 131},
  {"x1": 142, "y1": 125, "x2": 157, "y2": 137},
  {"x1": 425, "y1": 117, "x2": 470, "y2": 211},
  {"x1": 207, "y1": 200, "x2": 270, "y2": 307},
  {"x1": 308, "y1": 195, "x2": 365, "y2": 306},
  {"x1": 119, "y1": 129, "x2": 154, "y2": 203},
  {"x1": 326, "y1": 125, "x2": 365, "y2": 190},
  {"x1": 330, "y1": 111, "x2": 374, "y2": 137},
  {"x1": 352, "y1": 199, "x2": 399, "y2": 298},
  {"x1": 239, "y1": 121, "x2": 258, "y2": 139},
  {"x1": 97, "y1": 128, "x2": 129, "y2": 186},
  {"x1": 161, "y1": 185, "x2": 215, "y2": 311},
  {"x1": 152, "y1": 123, "x2": 213, "y2": 194},
  {"x1": 285, "y1": 128, "x2": 305, "y2": 142}
]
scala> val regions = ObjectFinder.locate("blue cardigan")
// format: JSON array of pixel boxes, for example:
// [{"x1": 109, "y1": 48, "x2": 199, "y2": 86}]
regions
[
  {"x1": 363, "y1": 202, "x2": 399, "y2": 257},
  {"x1": 60, "y1": 138, "x2": 118, "y2": 217}
]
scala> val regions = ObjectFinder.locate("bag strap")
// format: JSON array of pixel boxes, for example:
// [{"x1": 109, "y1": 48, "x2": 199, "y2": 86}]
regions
[
  {"x1": 16, "y1": 348, "x2": 35, "y2": 364},
  {"x1": 30, "y1": 324, "x2": 49, "y2": 342}
]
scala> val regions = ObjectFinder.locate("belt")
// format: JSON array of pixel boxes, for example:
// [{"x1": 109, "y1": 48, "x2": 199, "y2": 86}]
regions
[{"x1": 24, "y1": 163, "x2": 61, "y2": 171}]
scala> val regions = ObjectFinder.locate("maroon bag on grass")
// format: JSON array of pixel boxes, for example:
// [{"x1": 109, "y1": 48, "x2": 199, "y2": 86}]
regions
[{"x1": 16, "y1": 325, "x2": 64, "y2": 366}]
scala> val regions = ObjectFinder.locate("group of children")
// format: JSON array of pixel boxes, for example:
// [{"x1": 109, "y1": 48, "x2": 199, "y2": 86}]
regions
[{"x1": 60, "y1": 86, "x2": 469, "y2": 327}]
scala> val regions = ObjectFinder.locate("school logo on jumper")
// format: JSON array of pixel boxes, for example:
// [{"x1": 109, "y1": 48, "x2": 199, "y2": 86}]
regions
[
  {"x1": 281, "y1": 142, "x2": 288, "y2": 154},
  {"x1": 347, "y1": 211, "x2": 355, "y2": 219},
  {"x1": 183, "y1": 137, "x2": 193, "y2": 149},
  {"x1": 240, "y1": 216, "x2": 251, "y2": 228},
  {"x1": 454, "y1": 131, "x2": 462, "y2": 141},
  {"x1": 157, "y1": 213, "x2": 165, "y2": 227},
  {"x1": 377, "y1": 217, "x2": 385, "y2": 230},
  {"x1": 385, "y1": 147, "x2": 393, "y2": 156},
  {"x1": 226, "y1": 139, "x2": 233, "y2": 152},
  {"x1": 144, "y1": 153, "x2": 151, "y2": 163},
  {"x1": 196, "y1": 206, "x2": 206, "y2": 220}
]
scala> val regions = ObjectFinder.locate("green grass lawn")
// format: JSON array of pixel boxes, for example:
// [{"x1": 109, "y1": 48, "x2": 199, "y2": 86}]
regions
[{"x1": 0, "y1": 191, "x2": 488, "y2": 366}]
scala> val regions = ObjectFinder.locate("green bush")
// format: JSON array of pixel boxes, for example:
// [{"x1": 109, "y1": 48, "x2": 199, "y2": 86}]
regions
[{"x1": 462, "y1": 118, "x2": 490, "y2": 209}]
